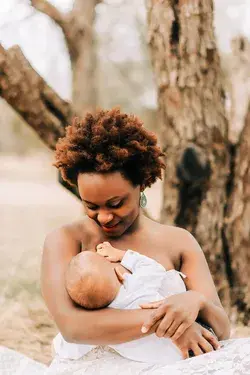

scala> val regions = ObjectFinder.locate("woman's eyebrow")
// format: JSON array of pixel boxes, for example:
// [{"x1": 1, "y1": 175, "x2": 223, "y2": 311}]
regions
[
  {"x1": 83, "y1": 200, "x2": 97, "y2": 204},
  {"x1": 107, "y1": 194, "x2": 128, "y2": 202},
  {"x1": 83, "y1": 194, "x2": 127, "y2": 204},
  {"x1": 107, "y1": 196, "x2": 121, "y2": 201},
  {"x1": 82, "y1": 198, "x2": 119, "y2": 204}
]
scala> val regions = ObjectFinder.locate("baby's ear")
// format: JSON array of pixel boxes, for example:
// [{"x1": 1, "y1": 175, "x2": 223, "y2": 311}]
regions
[{"x1": 114, "y1": 267, "x2": 125, "y2": 283}]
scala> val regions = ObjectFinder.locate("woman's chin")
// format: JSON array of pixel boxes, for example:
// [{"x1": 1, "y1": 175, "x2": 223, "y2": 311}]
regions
[{"x1": 101, "y1": 223, "x2": 126, "y2": 237}]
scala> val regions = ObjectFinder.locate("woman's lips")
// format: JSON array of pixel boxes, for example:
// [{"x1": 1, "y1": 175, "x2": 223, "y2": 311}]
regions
[{"x1": 101, "y1": 222, "x2": 120, "y2": 231}]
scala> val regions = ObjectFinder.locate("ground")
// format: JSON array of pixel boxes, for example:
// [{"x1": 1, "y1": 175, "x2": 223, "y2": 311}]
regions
[{"x1": 0, "y1": 152, "x2": 249, "y2": 366}]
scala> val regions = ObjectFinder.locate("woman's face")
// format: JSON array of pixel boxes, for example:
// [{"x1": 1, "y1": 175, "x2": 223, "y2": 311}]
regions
[{"x1": 77, "y1": 171, "x2": 141, "y2": 237}]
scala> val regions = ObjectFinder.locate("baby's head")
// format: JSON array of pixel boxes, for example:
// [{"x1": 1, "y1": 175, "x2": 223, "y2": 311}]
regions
[{"x1": 65, "y1": 251, "x2": 120, "y2": 309}]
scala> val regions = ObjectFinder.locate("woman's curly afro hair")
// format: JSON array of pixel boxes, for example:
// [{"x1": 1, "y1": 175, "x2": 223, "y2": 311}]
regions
[{"x1": 54, "y1": 108, "x2": 165, "y2": 189}]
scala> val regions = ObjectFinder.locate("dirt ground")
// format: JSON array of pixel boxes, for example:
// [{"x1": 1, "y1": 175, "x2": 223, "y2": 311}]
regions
[{"x1": 1, "y1": 152, "x2": 250, "y2": 366}]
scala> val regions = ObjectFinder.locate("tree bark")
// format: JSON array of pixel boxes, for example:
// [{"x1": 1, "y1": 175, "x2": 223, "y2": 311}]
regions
[
  {"x1": 70, "y1": 0, "x2": 99, "y2": 115},
  {"x1": 31, "y1": 0, "x2": 100, "y2": 115},
  {"x1": 226, "y1": 36, "x2": 250, "y2": 144},
  {"x1": 30, "y1": 0, "x2": 100, "y2": 195},
  {"x1": 146, "y1": 0, "x2": 230, "y2": 307},
  {"x1": 225, "y1": 102, "x2": 250, "y2": 324},
  {"x1": 0, "y1": 44, "x2": 72, "y2": 150},
  {"x1": 0, "y1": 43, "x2": 80, "y2": 198}
]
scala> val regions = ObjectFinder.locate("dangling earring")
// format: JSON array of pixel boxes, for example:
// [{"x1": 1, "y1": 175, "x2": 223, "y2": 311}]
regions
[{"x1": 140, "y1": 191, "x2": 147, "y2": 208}]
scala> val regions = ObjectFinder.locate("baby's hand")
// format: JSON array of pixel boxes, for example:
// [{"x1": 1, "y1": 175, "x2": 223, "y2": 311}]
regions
[{"x1": 96, "y1": 242, "x2": 125, "y2": 262}]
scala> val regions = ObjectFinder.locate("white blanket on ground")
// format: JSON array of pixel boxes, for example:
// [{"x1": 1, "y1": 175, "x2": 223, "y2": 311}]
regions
[
  {"x1": 1, "y1": 337, "x2": 250, "y2": 374},
  {"x1": 46, "y1": 337, "x2": 250, "y2": 375},
  {"x1": 0, "y1": 346, "x2": 46, "y2": 375}
]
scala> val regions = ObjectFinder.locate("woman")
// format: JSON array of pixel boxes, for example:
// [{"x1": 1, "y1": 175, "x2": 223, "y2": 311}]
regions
[
  {"x1": 42, "y1": 108, "x2": 250, "y2": 374},
  {"x1": 1, "y1": 108, "x2": 250, "y2": 375}
]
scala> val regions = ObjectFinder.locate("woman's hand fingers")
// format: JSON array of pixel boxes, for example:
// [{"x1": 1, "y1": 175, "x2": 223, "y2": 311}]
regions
[
  {"x1": 155, "y1": 315, "x2": 174, "y2": 337},
  {"x1": 181, "y1": 349, "x2": 189, "y2": 360},
  {"x1": 190, "y1": 344, "x2": 204, "y2": 357},
  {"x1": 170, "y1": 322, "x2": 189, "y2": 342},
  {"x1": 160, "y1": 317, "x2": 181, "y2": 338},
  {"x1": 202, "y1": 328, "x2": 220, "y2": 350},
  {"x1": 140, "y1": 300, "x2": 165, "y2": 309},
  {"x1": 141, "y1": 307, "x2": 165, "y2": 333},
  {"x1": 199, "y1": 337, "x2": 215, "y2": 354}
]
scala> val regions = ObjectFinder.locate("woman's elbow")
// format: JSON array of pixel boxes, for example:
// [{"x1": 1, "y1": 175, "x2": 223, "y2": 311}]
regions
[
  {"x1": 61, "y1": 328, "x2": 76, "y2": 343},
  {"x1": 55, "y1": 315, "x2": 80, "y2": 343},
  {"x1": 59, "y1": 315, "x2": 97, "y2": 344}
]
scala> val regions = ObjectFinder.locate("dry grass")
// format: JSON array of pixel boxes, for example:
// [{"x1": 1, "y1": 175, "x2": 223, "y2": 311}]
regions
[
  {"x1": 0, "y1": 152, "x2": 249, "y2": 366},
  {"x1": 0, "y1": 294, "x2": 57, "y2": 365},
  {"x1": 0, "y1": 153, "x2": 82, "y2": 364}
]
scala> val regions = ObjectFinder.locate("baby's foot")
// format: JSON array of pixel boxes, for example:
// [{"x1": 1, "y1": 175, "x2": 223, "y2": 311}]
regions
[{"x1": 96, "y1": 242, "x2": 125, "y2": 262}]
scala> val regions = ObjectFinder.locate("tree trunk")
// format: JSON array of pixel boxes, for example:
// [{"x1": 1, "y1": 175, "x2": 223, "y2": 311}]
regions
[
  {"x1": 31, "y1": 0, "x2": 99, "y2": 115},
  {"x1": 0, "y1": 45, "x2": 71, "y2": 149},
  {"x1": 30, "y1": 0, "x2": 100, "y2": 195},
  {"x1": 0, "y1": 43, "x2": 80, "y2": 198},
  {"x1": 223, "y1": 36, "x2": 250, "y2": 144},
  {"x1": 225, "y1": 102, "x2": 250, "y2": 324},
  {"x1": 70, "y1": 0, "x2": 99, "y2": 115},
  {"x1": 146, "y1": 0, "x2": 231, "y2": 308}
]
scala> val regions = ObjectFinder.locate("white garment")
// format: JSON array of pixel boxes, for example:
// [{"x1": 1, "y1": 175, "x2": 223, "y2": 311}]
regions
[{"x1": 53, "y1": 250, "x2": 187, "y2": 365}]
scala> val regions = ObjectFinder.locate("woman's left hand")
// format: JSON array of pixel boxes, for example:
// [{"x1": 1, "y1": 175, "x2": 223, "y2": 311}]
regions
[{"x1": 140, "y1": 291, "x2": 205, "y2": 341}]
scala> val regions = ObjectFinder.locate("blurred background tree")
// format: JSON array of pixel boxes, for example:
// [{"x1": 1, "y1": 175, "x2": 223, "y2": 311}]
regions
[{"x1": 146, "y1": 0, "x2": 250, "y2": 324}]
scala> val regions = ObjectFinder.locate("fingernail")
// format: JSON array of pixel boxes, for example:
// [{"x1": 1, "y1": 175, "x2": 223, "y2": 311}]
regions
[{"x1": 141, "y1": 326, "x2": 148, "y2": 333}]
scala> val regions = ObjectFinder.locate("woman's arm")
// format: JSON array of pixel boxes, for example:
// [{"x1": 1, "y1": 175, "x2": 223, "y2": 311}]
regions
[
  {"x1": 179, "y1": 229, "x2": 231, "y2": 340},
  {"x1": 140, "y1": 227, "x2": 230, "y2": 341},
  {"x1": 41, "y1": 226, "x2": 153, "y2": 345}
]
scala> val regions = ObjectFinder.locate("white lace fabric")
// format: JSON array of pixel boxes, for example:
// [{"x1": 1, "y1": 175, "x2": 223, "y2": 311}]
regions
[{"x1": 45, "y1": 338, "x2": 250, "y2": 375}]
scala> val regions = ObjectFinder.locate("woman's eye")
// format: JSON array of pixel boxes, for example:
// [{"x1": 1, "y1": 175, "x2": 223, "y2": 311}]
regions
[
  {"x1": 109, "y1": 201, "x2": 123, "y2": 209},
  {"x1": 86, "y1": 205, "x2": 98, "y2": 210}
]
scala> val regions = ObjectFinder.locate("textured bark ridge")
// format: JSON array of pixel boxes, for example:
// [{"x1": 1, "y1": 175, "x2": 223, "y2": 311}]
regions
[
  {"x1": 225, "y1": 103, "x2": 250, "y2": 323},
  {"x1": 0, "y1": 44, "x2": 73, "y2": 149},
  {"x1": 31, "y1": 0, "x2": 100, "y2": 115},
  {"x1": 146, "y1": 0, "x2": 231, "y2": 306}
]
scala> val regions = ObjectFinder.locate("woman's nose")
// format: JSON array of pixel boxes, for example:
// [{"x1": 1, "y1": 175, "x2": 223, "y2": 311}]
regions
[{"x1": 97, "y1": 211, "x2": 114, "y2": 225}]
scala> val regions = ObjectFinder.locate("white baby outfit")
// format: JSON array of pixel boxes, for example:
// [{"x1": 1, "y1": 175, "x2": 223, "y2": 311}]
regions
[{"x1": 53, "y1": 250, "x2": 187, "y2": 365}]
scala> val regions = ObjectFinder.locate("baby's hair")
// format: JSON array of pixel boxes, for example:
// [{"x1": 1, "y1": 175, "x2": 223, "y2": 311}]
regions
[
  {"x1": 54, "y1": 108, "x2": 165, "y2": 188},
  {"x1": 65, "y1": 252, "x2": 117, "y2": 310}
]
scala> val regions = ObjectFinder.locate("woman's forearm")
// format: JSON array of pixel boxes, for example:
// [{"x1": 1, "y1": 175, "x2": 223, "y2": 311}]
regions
[
  {"x1": 64, "y1": 306, "x2": 154, "y2": 345},
  {"x1": 198, "y1": 298, "x2": 231, "y2": 340}
]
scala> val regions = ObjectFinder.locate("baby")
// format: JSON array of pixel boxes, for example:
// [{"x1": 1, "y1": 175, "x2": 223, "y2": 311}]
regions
[
  {"x1": 54, "y1": 242, "x2": 215, "y2": 364},
  {"x1": 65, "y1": 242, "x2": 132, "y2": 310},
  {"x1": 53, "y1": 242, "x2": 190, "y2": 364}
]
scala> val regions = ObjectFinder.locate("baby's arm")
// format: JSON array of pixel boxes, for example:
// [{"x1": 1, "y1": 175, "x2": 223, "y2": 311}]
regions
[
  {"x1": 97, "y1": 242, "x2": 165, "y2": 276},
  {"x1": 121, "y1": 250, "x2": 165, "y2": 275},
  {"x1": 96, "y1": 242, "x2": 125, "y2": 262}
]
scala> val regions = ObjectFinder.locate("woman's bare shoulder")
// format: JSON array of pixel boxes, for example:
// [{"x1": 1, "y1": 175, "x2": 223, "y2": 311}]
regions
[
  {"x1": 44, "y1": 216, "x2": 93, "y2": 248},
  {"x1": 148, "y1": 221, "x2": 196, "y2": 253},
  {"x1": 160, "y1": 224, "x2": 201, "y2": 256}
]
